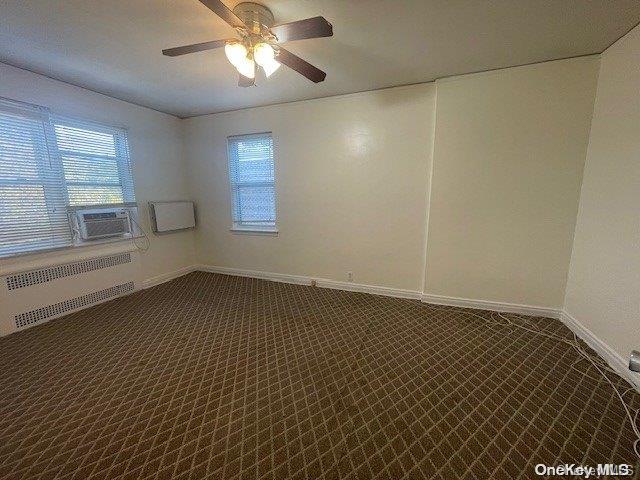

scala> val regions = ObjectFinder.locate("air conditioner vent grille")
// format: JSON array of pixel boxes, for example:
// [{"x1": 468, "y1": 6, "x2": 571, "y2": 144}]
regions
[
  {"x1": 85, "y1": 218, "x2": 130, "y2": 238},
  {"x1": 15, "y1": 282, "x2": 135, "y2": 329},
  {"x1": 6, "y1": 253, "x2": 132, "y2": 291}
]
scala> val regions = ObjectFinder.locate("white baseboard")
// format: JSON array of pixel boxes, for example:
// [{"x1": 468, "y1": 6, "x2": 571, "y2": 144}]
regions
[
  {"x1": 141, "y1": 265, "x2": 197, "y2": 289},
  {"x1": 420, "y1": 293, "x2": 562, "y2": 319},
  {"x1": 559, "y1": 311, "x2": 639, "y2": 391},
  {"x1": 195, "y1": 265, "x2": 423, "y2": 299},
  {"x1": 315, "y1": 278, "x2": 422, "y2": 300},
  {"x1": 196, "y1": 266, "x2": 565, "y2": 309},
  {"x1": 197, "y1": 265, "x2": 311, "y2": 286},
  {"x1": 416, "y1": 293, "x2": 638, "y2": 390}
]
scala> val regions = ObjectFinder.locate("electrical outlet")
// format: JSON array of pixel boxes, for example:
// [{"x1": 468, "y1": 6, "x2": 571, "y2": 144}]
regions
[{"x1": 347, "y1": 271, "x2": 353, "y2": 282}]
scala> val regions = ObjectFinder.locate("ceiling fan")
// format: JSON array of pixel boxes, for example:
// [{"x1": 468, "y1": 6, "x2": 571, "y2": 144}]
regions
[{"x1": 163, "y1": 0, "x2": 333, "y2": 87}]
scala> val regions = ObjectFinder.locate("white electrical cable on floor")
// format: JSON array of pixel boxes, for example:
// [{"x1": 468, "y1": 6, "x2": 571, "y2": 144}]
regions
[{"x1": 465, "y1": 309, "x2": 640, "y2": 459}]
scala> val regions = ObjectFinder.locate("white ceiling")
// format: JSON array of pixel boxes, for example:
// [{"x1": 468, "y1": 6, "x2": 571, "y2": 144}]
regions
[{"x1": 1, "y1": 0, "x2": 639, "y2": 118}]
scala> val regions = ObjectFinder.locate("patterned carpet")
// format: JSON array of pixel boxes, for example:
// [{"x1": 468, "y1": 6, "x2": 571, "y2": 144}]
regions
[{"x1": 0, "y1": 271, "x2": 638, "y2": 479}]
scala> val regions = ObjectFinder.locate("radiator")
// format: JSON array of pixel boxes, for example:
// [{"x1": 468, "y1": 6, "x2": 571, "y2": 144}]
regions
[{"x1": 0, "y1": 251, "x2": 140, "y2": 336}]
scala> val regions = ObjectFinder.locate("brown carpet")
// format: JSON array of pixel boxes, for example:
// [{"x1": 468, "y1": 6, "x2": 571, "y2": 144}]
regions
[{"x1": 1, "y1": 271, "x2": 638, "y2": 480}]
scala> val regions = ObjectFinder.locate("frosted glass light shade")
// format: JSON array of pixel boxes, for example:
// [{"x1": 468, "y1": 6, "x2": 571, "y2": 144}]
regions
[
  {"x1": 253, "y1": 43, "x2": 275, "y2": 67},
  {"x1": 236, "y1": 57, "x2": 256, "y2": 79},
  {"x1": 262, "y1": 59, "x2": 281, "y2": 77},
  {"x1": 225, "y1": 43, "x2": 248, "y2": 67}
]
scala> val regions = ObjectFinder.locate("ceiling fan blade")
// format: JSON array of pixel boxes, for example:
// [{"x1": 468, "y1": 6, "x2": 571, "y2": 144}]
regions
[
  {"x1": 162, "y1": 39, "x2": 231, "y2": 57},
  {"x1": 271, "y1": 16, "x2": 333, "y2": 43},
  {"x1": 276, "y1": 47, "x2": 326, "y2": 83},
  {"x1": 199, "y1": 0, "x2": 246, "y2": 28}
]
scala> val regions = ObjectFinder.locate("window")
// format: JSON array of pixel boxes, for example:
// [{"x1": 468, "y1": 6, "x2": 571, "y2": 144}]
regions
[
  {"x1": 227, "y1": 133, "x2": 277, "y2": 232},
  {"x1": 53, "y1": 117, "x2": 135, "y2": 206},
  {"x1": 0, "y1": 98, "x2": 136, "y2": 257}
]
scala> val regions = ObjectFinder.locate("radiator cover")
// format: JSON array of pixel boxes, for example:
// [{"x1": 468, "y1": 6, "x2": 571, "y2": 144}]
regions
[
  {"x1": 6, "y1": 253, "x2": 132, "y2": 290},
  {"x1": 15, "y1": 282, "x2": 135, "y2": 329},
  {"x1": 0, "y1": 250, "x2": 140, "y2": 336}
]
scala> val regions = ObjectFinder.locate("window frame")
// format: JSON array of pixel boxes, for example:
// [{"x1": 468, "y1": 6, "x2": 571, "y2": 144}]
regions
[
  {"x1": 0, "y1": 107, "x2": 73, "y2": 256},
  {"x1": 51, "y1": 115, "x2": 135, "y2": 207},
  {"x1": 226, "y1": 132, "x2": 278, "y2": 235}
]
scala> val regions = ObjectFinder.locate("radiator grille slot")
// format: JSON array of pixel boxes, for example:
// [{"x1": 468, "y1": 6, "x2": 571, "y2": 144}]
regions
[
  {"x1": 14, "y1": 282, "x2": 135, "y2": 329},
  {"x1": 6, "y1": 253, "x2": 132, "y2": 291}
]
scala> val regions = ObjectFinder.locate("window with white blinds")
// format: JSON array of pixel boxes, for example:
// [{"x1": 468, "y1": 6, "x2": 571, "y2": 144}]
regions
[
  {"x1": 227, "y1": 133, "x2": 277, "y2": 231},
  {"x1": 0, "y1": 98, "x2": 136, "y2": 257},
  {"x1": 53, "y1": 117, "x2": 135, "y2": 206}
]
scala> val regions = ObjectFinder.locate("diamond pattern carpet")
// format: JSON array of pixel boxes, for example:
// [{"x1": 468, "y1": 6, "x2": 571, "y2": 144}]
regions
[{"x1": 1, "y1": 271, "x2": 638, "y2": 479}]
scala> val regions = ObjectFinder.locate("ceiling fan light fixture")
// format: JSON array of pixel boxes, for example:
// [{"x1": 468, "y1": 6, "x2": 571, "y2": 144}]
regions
[
  {"x1": 262, "y1": 59, "x2": 281, "y2": 78},
  {"x1": 253, "y1": 42, "x2": 275, "y2": 67},
  {"x1": 224, "y1": 42, "x2": 248, "y2": 67},
  {"x1": 163, "y1": 1, "x2": 332, "y2": 85},
  {"x1": 236, "y1": 56, "x2": 256, "y2": 79}
]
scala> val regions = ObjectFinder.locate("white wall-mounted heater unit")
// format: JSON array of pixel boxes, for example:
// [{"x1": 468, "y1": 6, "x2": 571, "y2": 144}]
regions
[
  {"x1": 149, "y1": 201, "x2": 196, "y2": 234},
  {"x1": 76, "y1": 208, "x2": 132, "y2": 241}
]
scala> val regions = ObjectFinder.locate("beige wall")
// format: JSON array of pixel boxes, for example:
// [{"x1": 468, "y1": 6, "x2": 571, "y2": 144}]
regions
[
  {"x1": 184, "y1": 85, "x2": 436, "y2": 292},
  {"x1": 0, "y1": 63, "x2": 196, "y2": 283},
  {"x1": 424, "y1": 57, "x2": 599, "y2": 308},
  {"x1": 564, "y1": 26, "x2": 640, "y2": 360},
  {"x1": 184, "y1": 58, "x2": 602, "y2": 305}
]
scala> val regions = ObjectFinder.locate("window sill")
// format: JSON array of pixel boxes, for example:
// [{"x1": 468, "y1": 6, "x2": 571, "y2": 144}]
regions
[
  {"x1": 230, "y1": 227, "x2": 279, "y2": 236},
  {"x1": 0, "y1": 237, "x2": 139, "y2": 276}
]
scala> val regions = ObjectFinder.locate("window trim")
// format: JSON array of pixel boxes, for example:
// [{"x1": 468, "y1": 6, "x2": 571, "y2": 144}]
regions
[
  {"x1": 0, "y1": 99, "x2": 72, "y2": 257},
  {"x1": 229, "y1": 226, "x2": 279, "y2": 235},
  {"x1": 2, "y1": 229, "x2": 139, "y2": 261},
  {"x1": 1, "y1": 240, "x2": 137, "y2": 275},
  {"x1": 226, "y1": 132, "x2": 278, "y2": 235}
]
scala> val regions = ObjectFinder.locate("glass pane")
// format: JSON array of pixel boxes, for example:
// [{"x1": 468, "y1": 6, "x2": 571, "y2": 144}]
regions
[
  {"x1": 236, "y1": 158, "x2": 274, "y2": 184},
  {"x1": 61, "y1": 155, "x2": 120, "y2": 184},
  {"x1": 67, "y1": 185, "x2": 124, "y2": 206},
  {"x1": 0, "y1": 185, "x2": 56, "y2": 249},
  {"x1": 54, "y1": 125, "x2": 117, "y2": 157},
  {"x1": 235, "y1": 138, "x2": 274, "y2": 184},
  {"x1": 236, "y1": 185, "x2": 276, "y2": 224},
  {"x1": 0, "y1": 122, "x2": 43, "y2": 181}
]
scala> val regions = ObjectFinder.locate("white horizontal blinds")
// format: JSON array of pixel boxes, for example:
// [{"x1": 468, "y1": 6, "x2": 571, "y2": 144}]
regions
[
  {"x1": 51, "y1": 116, "x2": 135, "y2": 206},
  {"x1": 0, "y1": 98, "x2": 137, "y2": 257},
  {"x1": 0, "y1": 99, "x2": 71, "y2": 256},
  {"x1": 228, "y1": 133, "x2": 276, "y2": 229}
]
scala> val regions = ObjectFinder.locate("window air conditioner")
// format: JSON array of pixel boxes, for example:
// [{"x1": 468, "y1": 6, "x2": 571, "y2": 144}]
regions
[{"x1": 76, "y1": 208, "x2": 132, "y2": 241}]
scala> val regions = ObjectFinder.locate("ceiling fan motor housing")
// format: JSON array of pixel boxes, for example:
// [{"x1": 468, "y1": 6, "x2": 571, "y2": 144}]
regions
[{"x1": 233, "y1": 2, "x2": 275, "y2": 35}]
